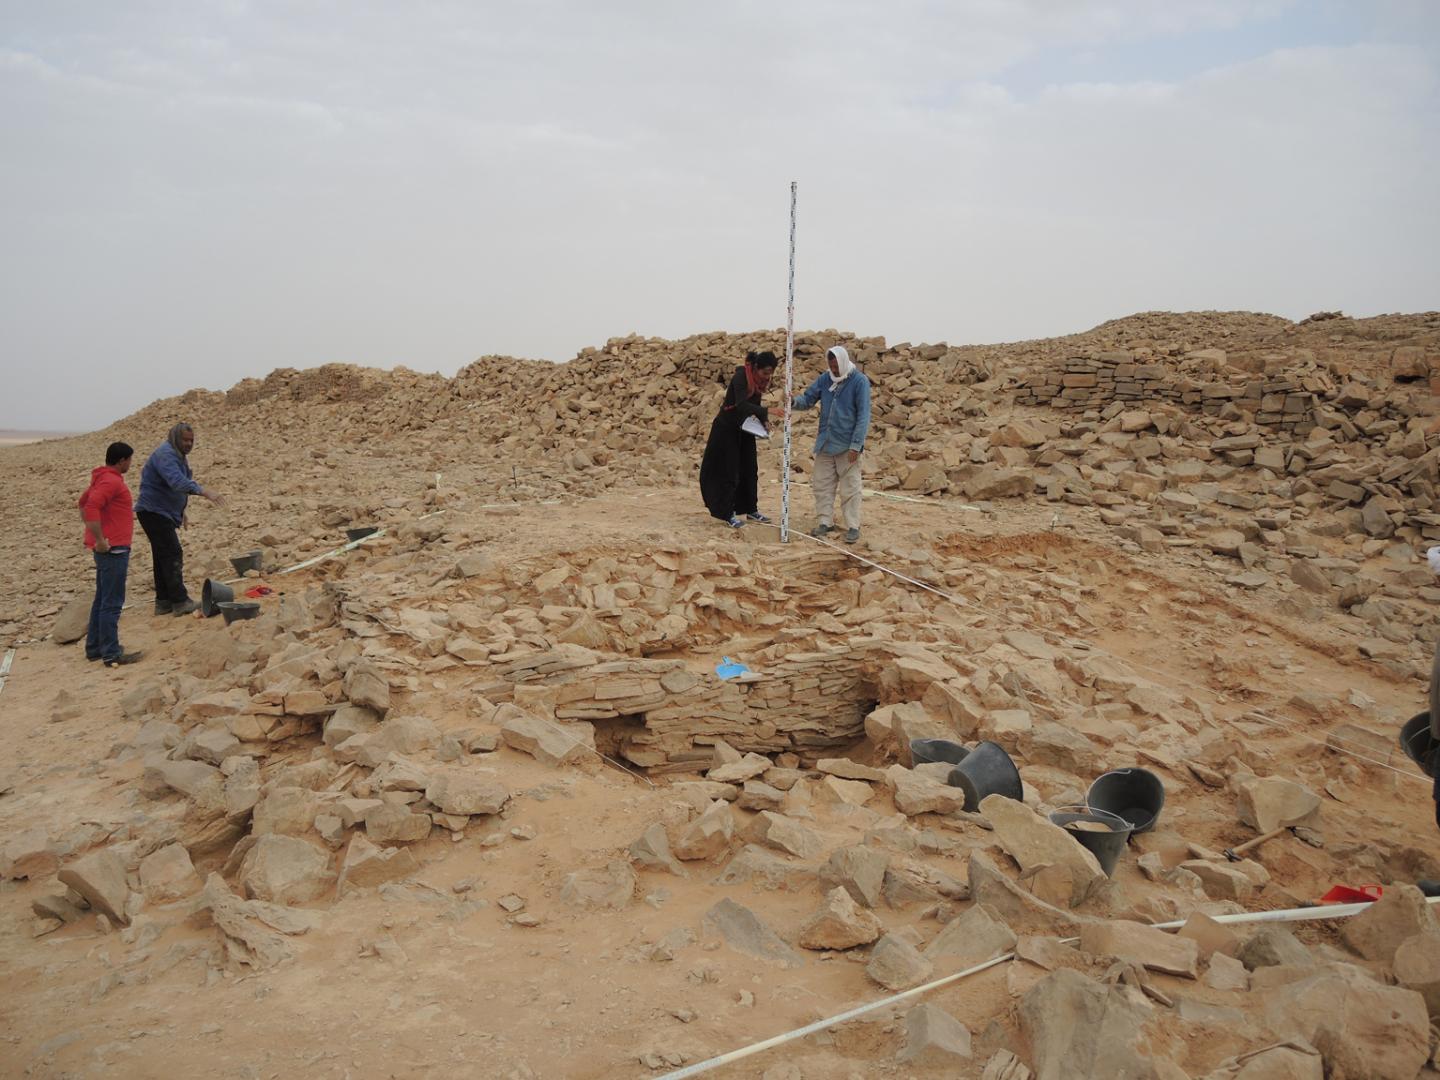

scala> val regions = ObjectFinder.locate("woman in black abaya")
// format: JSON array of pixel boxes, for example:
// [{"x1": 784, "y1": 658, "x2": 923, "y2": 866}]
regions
[{"x1": 699, "y1": 350, "x2": 780, "y2": 528}]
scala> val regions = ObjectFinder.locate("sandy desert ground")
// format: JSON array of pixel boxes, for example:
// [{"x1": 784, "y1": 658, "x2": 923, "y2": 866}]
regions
[{"x1": 3, "y1": 310, "x2": 1440, "y2": 1079}]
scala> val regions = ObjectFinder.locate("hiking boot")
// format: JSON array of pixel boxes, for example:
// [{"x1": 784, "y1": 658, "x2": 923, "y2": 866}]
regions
[
  {"x1": 809, "y1": 523, "x2": 835, "y2": 538},
  {"x1": 172, "y1": 599, "x2": 199, "y2": 616},
  {"x1": 103, "y1": 651, "x2": 144, "y2": 668},
  {"x1": 154, "y1": 602, "x2": 172, "y2": 615},
  {"x1": 844, "y1": 528, "x2": 861, "y2": 543}
]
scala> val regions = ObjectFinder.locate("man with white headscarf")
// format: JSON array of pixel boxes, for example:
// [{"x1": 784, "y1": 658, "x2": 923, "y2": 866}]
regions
[
  {"x1": 135, "y1": 423, "x2": 226, "y2": 616},
  {"x1": 791, "y1": 345, "x2": 872, "y2": 543}
]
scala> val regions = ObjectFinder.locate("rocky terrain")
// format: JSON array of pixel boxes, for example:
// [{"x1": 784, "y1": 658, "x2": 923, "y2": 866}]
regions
[{"x1": 3, "y1": 308, "x2": 1440, "y2": 1078}]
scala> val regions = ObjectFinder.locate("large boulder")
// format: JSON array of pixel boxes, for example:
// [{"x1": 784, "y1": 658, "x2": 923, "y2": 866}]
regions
[
  {"x1": 1339, "y1": 884, "x2": 1437, "y2": 963},
  {"x1": 336, "y1": 833, "x2": 418, "y2": 894},
  {"x1": 1079, "y1": 920, "x2": 1198, "y2": 979},
  {"x1": 425, "y1": 771, "x2": 509, "y2": 816},
  {"x1": 797, "y1": 887, "x2": 883, "y2": 950},
  {"x1": 885, "y1": 766, "x2": 968, "y2": 816},
  {"x1": 1394, "y1": 932, "x2": 1440, "y2": 1016},
  {"x1": 497, "y1": 706, "x2": 594, "y2": 767},
  {"x1": 744, "y1": 811, "x2": 825, "y2": 859},
  {"x1": 58, "y1": 849, "x2": 133, "y2": 924},
  {"x1": 628, "y1": 823, "x2": 688, "y2": 877},
  {"x1": 979, "y1": 794, "x2": 1105, "y2": 908},
  {"x1": 343, "y1": 659, "x2": 391, "y2": 715},
  {"x1": 819, "y1": 844, "x2": 890, "y2": 909},
  {"x1": 967, "y1": 851, "x2": 1086, "y2": 935},
  {"x1": 925, "y1": 904, "x2": 1017, "y2": 968},
  {"x1": 1236, "y1": 777, "x2": 1320, "y2": 833},
  {"x1": 363, "y1": 804, "x2": 432, "y2": 844},
  {"x1": 238, "y1": 835, "x2": 334, "y2": 905},
  {"x1": 1019, "y1": 968, "x2": 1157, "y2": 1080},
  {"x1": 963, "y1": 467, "x2": 1034, "y2": 500},
  {"x1": 1263, "y1": 962, "x2": 1429, "y2": 1080},
  {"x1": 672, "y1": 800, "x2": 735, "y2": 861},
  {"x1": 138, "y1": 843, "x2": 203, "y2": 903},
  {"x1": 898, "y1": 1002, "x2": 972, "y2": 1066},
  {"x1": 867, "y1": 933, "x2": 933, "y2": 991},
  {"x1": 1, "y1": 828, "x2": 58, "y2": 881},
  {"x1": 51, "y1": 595, "x2": 91, "y2": 644}
]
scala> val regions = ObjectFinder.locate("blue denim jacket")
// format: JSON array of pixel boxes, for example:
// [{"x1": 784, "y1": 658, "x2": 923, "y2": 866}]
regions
[
  {"x1": 792, "y1": 371, "x2": 872, "y2": 456},
  {"x1": 135, "y1": 442, "x2": 204, "y2": 524}
]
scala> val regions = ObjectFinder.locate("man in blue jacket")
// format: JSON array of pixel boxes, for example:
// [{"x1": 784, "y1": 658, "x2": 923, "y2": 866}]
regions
[
  {"x1": 135, "y1": 423, "x2": 226, "y2": 616},
  {"x1": 791, "y1": 345, "x2": 872, "y2": 543}
]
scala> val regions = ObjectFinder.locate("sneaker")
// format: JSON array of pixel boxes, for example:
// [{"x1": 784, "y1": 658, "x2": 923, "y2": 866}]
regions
[
  {"x1": 153, "y1": 602, "x2": 172, "y2": 615},
  {"x1": 844, "y1": 528, "x2": 861, "y2": 543},
  {"x1": 103, "y1": 651, "x2": 144, "y2": 668},
  {"x1": 171, "y1": 599, "x2": 199, "y2": 616},
  {"x1": 725, "y1": 515, "x2": 745, "y2": 529},
  {"x1": 809, "y1": 523, "x2": 835, "y2": 538},
  {"x1": 746, "y1": 512, "x2": 772, "y2": 524}
]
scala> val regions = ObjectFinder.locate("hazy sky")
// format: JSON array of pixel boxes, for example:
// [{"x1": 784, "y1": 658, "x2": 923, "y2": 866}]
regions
[{"x1": 3, "y1": 1, "x2": 1438, "y2": 431}]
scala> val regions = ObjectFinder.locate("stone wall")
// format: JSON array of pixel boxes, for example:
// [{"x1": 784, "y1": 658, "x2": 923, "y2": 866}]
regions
[
  {"x1": 476, "y1": 639, "x2": 964, "y2": 768},
  {"x1": 1016, "y1": 351, "x2": 1328, "y2": 433}
]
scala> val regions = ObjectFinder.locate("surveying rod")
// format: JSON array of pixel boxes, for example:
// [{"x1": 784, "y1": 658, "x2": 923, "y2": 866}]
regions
[{"x1": 780, "y1": 181, "x2": 797, "y2": 543}]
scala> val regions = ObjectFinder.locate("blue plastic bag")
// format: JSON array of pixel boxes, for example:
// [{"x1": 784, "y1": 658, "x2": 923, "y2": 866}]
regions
[{"x1": 715, "y1": 656, "x2": 750, "y2": 680}]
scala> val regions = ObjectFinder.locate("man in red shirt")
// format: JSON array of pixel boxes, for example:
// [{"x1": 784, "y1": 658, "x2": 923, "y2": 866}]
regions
[{"x1": 79, "y1": 442, "x2": 143, "y2": 667}]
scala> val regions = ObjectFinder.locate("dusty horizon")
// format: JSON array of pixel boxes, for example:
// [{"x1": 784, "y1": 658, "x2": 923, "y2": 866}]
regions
[{"x1": 4, "y1": 2, "x2": 1437, "y2": 432}]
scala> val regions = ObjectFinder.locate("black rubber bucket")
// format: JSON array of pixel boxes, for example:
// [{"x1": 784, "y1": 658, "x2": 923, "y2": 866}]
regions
[
  {"x1": 910, "y1": 738, "x2": 970, "y2": 767},
  {"x1": 201, "y1": 578, "x2": 234, "y2": 618},
  {"x1": 218, "y1": 601, "x2": 261, "y2": 625},
  {"x1": 1087, "y1": 768, "x2": 1165, "y2": 834},
  {"x1": 230, "y1": 550, "x2": 263, "y2": 576},
  {"x1": 346, "y1": 526, "x2": 378, "y2": 542},
  {"x1": 1401, "y1": 712, "x2": 1439, "y2": 778},
  {"x1": 946, "y1": 740, "x2": 1023, "y2": 812},
  {"x1": 1049, "y1": 806, "x2": 1133, "y2": 877}
]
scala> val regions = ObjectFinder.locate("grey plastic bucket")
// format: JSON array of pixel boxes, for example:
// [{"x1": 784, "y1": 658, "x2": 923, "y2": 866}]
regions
[
  {"x1": 1401, "y1": 712, "x2": 1438, "y2": 778},
  {"x1": 1049, "y1": 806, "x2": 1133, "y2": 877},
  {"x1": 201, "y1": 578, "x2": 234, "y2": 618},
  {"x1": 946, "y1": 740, "x2": 1023, "y2": 812},
  {"x1": 218, "y1": 601, "x2": 261, "y2": 625},
  {"x1": 230, "y1": 550, "x2": 263, "y2": 576},
  {"x1": 909, "y1": 738, "x2": 970, "y2": 767},
  {"x1": 1087, "y1": 768, "x2": 1165, "y2": 835}
]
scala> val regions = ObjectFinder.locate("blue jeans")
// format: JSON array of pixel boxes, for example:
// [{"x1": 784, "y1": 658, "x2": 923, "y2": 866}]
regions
[{"x1": 85, "y1": 548, "x2": 130, "y2": 661}]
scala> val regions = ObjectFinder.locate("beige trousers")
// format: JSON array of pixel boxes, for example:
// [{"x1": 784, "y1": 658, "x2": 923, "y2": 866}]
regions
[{"x1": 813, "y1": 452, "x2": 862, "y2": 530}]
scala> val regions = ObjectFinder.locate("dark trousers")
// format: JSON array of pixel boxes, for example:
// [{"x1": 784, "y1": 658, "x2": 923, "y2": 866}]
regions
[
  {"x1": 85, "y1": 548, "x2": 130, "y2": 660},
  {"x1": 138, "y1": 510, "x2": 189, "y2": 607}
]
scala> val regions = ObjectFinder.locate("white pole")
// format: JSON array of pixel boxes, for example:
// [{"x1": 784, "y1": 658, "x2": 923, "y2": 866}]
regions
[
  {"x1": 657, "y1": 895, "x2": 1440, "y2": 1079},
  {"x1": 780, "y1": 181, "x2": 797, "y2": 544}
]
